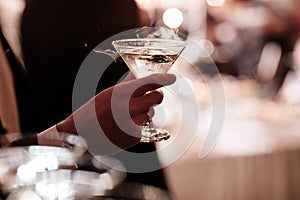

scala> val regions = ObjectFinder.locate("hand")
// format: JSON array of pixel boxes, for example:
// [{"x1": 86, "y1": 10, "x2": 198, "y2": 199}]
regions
[{"x1": 56, "y1": 73, "x2": 176, "y2": 150}]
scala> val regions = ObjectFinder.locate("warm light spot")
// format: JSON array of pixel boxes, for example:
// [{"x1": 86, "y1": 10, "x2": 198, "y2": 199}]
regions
[
  {"x1": 207, "y1": 0, "x2": 225, "y2": 7},
  {"x1": 163, "y1": 8, "x2": 184, "y2": 29},
  {"x1": 255, "y1": 42, "x2": 282, "y2": 81},
  {"x1": 100, "y1": 173, "x2": 114, "y2": 190},
  {"x1": 17, "y1": 164, "x2": 36, "y2": 182}
]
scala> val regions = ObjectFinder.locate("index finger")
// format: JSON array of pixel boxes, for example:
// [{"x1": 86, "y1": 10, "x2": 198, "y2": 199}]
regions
[{"x1": 124, "y1": 73, "x2": 176, "y2": 97}]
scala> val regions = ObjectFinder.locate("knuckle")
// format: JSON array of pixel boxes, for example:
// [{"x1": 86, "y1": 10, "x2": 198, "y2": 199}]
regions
[
  {"x1": 142, "y1": 113, "x2": 150, "y2": 122},
  {"x1": 149, "y1": 91, "x2": 163, "y2": 104},
  {"x1": 129, "y1": 100, "x2": 140, "y2": 113},
  {"x1": 133, "y1": 113, "x2": 149, "y2": 126}
]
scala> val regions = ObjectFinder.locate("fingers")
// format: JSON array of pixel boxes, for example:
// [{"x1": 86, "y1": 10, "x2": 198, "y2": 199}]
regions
[
  {"x1": 148, "y1": 107, "x2": 155, "y2": 118},
  {"x1": 133, "y1": 73, "x2": 176, "y2": 97},
  {"x1": 123, "y1": 73, "x2": 176, "y2": 97},
  {"x1": 132, "y1": 112, "x2": 149, "y2": 126},
  {"x1": 129, "y1": 91, "x2": 161, "y2": 127},
  {"x1": 133, "y1": 90, "x2": 163, "y2": 112},
  {"x1": 108, "y1": 73, "x2": 175, "y2": 132}
]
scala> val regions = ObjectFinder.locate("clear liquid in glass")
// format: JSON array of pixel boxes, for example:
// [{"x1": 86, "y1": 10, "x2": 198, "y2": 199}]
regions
[{"x1": 120, "y1": 49, "x2": 179, "y2": 78}]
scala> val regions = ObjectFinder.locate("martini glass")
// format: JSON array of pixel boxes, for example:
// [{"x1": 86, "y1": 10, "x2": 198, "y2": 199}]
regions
[{"x1": 112, "y1": 38, "x2": 187, "y2": 142}]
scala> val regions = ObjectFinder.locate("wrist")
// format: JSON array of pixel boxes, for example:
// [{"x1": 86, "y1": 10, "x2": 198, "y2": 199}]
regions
[
  {"x1": 37, "y1": 125, "x2": 87, "y2": 153},
  {"x1": 56, "y1": 118, "x2": 77, "y2": 135},
  {"x1": 37, "y1": 125, "x2": 63, "y2": 146}
]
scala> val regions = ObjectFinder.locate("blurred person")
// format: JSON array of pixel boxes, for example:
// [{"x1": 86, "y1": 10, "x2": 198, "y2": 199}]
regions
[
  {"x1": 206, "y1": 0, "x2": 297, "y2": 91},
  {"x1": 0, "y1": 0, "x2": 171, "y2": 190}
]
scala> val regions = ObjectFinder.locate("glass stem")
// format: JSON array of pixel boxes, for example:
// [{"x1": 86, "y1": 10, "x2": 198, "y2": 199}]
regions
[{"x1": 141, "y1": 119, "x2": 156, "y2": 138}]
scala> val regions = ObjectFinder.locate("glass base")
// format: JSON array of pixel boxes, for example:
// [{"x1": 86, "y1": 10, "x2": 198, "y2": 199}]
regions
[{"x1": 140, "y1": 120, "x2": 170, "y2": 143}]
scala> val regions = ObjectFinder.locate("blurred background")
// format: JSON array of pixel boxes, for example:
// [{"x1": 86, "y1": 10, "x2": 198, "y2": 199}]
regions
[
  {"x1": 132, "y1": 0, "x2": 300, "y2": 199},
  {"x1": 135, "y1": 0, "x2": 299, "y2": 91}
]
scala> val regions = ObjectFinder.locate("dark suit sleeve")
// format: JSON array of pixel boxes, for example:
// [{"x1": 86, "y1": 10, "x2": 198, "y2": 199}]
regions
[{"x1": 10, "y1": 134, "x2": 38, "y2": 147}]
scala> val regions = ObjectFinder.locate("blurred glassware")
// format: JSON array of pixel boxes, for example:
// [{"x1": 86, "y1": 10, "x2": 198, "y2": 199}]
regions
[
  {"x1": 6, "y1": 181, "x2": 171, "y2": 200},
  {"x1": 0, "y1": 145, "x2": 127, "y2": 199},
  {"x1": 0, "y1": 132, "x2": 129, "y2": 199},
  {"x1": 0, "y1": 146, "x2": 80, "y2": 196}
]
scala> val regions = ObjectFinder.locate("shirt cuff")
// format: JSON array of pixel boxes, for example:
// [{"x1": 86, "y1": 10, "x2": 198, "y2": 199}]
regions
[
  {"x1": 37, "y1": 125, "x2": 64, "y2": 147},
  {"x1": 37, "y1": 126, "x2": 87, "y2": 153}
]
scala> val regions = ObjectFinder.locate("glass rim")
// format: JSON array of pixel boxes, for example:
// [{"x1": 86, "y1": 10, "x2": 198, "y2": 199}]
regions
[{"x1": 112, "y1": 38, "x2": 188, "y2": 48}]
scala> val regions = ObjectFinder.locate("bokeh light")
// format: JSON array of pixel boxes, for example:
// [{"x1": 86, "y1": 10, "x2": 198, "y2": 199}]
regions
[
  {"x1": 207, "y1": 0, "x2": 225, "y2": 7},
  {"x1": 163, "y1": 8, "x2": 184, "y2": 29}
]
